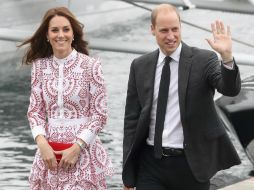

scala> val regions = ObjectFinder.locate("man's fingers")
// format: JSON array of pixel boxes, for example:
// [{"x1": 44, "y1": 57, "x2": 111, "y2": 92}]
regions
[
  {"x1": 220, "y1": 21, "x2": 225, "y2": 34},
  {"x1": 206, "y1": 38, "x2": 213, "y2": 47},
  {"x1": 216, "y1": 20, "x2": 221, "y2": 34},
  {"x1": 211, "y1": 23, "x2": 216, "y2": 39},
  {"x1": 214, "y1": 20, "x2": 229, "y2": 35},
  {"x1": 227, "y1": 25, "x2": 231, "y2": 36}
]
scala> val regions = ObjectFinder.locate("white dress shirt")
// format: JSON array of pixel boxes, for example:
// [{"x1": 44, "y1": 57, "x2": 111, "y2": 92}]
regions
[{"x1": 146, "y1": 43, "x2": 184, "y2": 148}]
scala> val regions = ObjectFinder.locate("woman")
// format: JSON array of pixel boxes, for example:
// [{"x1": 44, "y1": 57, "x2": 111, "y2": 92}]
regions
[{"x1": 19, "y1": 7, "x2": 114, "y2": 189}]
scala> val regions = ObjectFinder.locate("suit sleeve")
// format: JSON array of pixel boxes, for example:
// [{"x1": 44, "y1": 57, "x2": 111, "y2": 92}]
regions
[
  {"x1": 123, "y1": 60, "x2": 141, "y2": 162},
  {"x1": 205, "y1": 52, "x2": 241, "y2": 96}
]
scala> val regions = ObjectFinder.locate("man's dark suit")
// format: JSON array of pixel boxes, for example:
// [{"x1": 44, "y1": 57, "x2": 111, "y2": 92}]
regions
[{"x1": 123, "y1": 42, "x2": 241, "y2": 187}]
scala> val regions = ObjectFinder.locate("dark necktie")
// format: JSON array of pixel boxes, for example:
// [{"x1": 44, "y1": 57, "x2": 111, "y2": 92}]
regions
[{"x1": 154, "y1": 56, "x2": 172, "y2": 159}]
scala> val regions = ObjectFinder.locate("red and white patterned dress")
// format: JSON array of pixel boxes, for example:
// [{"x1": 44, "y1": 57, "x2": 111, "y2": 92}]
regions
[{"x1": 27, "y1": 49, "x2": 114, "y2": 190}]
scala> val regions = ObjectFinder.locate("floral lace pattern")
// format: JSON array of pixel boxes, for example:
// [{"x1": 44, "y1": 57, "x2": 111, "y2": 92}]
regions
[{"x1": 27, "y1": 50, "x2": 113, "y2": 189}]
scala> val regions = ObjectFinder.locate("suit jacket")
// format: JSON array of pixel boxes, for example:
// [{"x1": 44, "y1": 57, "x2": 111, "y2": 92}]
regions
[{"x1": 122, "y1": 42, "x2": 241, "y2": 187}]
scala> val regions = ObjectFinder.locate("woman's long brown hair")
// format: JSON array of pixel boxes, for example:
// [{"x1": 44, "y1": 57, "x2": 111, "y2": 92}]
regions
[{"x1": 18, "y1": 7, "x2": 89, "y2": 65}]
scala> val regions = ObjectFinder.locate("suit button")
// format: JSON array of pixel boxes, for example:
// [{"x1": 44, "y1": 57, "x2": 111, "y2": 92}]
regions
[{"x1": 184, "y1": 143, "x2": 187, "y2": 148}]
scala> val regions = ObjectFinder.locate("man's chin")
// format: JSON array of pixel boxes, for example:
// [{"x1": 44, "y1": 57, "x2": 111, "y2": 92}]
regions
[{"x1": 164, "y1": 48, "x2": 176, "y2": 55}]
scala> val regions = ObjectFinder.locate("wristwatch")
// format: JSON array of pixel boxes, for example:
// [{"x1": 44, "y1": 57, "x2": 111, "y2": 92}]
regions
[{"x1": 75, "y1": 139, "x2": 86, "y2": 150}]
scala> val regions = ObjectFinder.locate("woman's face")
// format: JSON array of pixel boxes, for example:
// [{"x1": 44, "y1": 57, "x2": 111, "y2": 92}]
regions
[{"x1": 47, "y1": 15, "x2": 74, "y2": 58}]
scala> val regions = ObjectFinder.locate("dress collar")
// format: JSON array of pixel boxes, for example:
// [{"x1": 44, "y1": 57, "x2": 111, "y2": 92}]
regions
[{"x1": 53, "y1": 49, "x2": 77, "y2": 64}]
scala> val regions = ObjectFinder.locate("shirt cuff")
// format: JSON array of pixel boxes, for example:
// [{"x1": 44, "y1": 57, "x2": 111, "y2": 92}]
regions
[
  {"x1": 222, "y1": 59, "x2": 234, "y2": 70},
  {"x1": 31, "y1": 126, "x2": 46, "y2": 140},
  {"x1": 77, "y1": 129, "x2": 96, "y2": 146}
]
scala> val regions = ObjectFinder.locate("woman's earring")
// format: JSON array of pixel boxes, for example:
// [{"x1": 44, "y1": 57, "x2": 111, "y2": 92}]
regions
[{"x1": 47, "y1": 39, "x2": 49, "y2": 42}]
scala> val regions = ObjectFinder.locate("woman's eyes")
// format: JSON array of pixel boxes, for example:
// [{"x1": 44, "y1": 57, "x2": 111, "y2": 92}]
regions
[
  {"x1": 63, "y1": 28, "x2": 70, "y2": 32},
  {"x1": 51, "y1": 28, "x2": 70, "y2": 32},
  {"x1": 51, "y1": 29, "x2": 58, "y2": 32}
]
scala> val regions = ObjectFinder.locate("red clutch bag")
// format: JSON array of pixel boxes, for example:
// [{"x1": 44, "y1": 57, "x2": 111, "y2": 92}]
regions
[{"x1": 48, "y1": 141, "x2": 73, "y2": 162}]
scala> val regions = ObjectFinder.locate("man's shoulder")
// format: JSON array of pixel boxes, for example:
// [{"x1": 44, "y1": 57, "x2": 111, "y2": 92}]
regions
[
  {"x1": 180, "y1": 43, "x2": 219, "y2": 64},
  {"x1": 183, "y1": 42, "x2": 215, "y2": 56},
  {"x1": 133, "y1": 49, "x2": 159, "y2": 64}
]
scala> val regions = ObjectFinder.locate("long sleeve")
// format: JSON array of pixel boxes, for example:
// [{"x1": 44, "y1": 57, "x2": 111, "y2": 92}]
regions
[
  {"x1": 205, "y1": 52, "x2": 241, "y2": 96},
  {"x1": 77, "y1": 58, "x2": 108, "y2": 146},
  {"x1": 27, "y1": 60, "x2": 47, "y2": 140}
]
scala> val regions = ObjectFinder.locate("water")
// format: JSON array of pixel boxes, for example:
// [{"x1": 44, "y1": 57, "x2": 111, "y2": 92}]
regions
[{"x1": 0, "y1": 0, "x2": 254, "y2": 189}]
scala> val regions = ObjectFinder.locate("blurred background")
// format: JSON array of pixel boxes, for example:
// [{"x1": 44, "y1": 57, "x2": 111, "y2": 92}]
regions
[{"x1": 0, "y1": 0, "x2": 254, "y2": 189}]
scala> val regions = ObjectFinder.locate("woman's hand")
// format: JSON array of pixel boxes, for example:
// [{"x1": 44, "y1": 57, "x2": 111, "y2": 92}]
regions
[
  {"x1": 55, "y1": 143, "x2": 81, "y2": 171},
  {"x1": 36, "y1": 135, "x2": 57, "y2": 171}
]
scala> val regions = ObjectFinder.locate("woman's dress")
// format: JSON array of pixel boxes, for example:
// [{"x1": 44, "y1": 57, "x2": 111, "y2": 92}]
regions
[{"x1": 27, "y1": 50, "x2": 113, "y2": 189}]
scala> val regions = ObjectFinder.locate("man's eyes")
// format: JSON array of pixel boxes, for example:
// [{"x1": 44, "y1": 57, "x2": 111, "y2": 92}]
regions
[
  {"x1": 160, "y1": 29, "x2": 168, "y2": 33},
  {"x1": 160, "y1": 28, "x2": 178, "y2": 33}
]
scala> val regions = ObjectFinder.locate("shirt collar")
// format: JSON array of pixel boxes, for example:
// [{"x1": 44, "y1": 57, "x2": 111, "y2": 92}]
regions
[{"x1": 158, "y1": 43, "x2": 182, "y2": 65}]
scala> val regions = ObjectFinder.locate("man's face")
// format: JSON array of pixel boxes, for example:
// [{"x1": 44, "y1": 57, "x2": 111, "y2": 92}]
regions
[{"x1": 151, "y1": 10, "x2": 181, "y2": 55}]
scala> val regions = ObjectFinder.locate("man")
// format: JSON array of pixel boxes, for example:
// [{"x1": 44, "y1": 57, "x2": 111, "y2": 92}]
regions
[{"x1": 122, "y1": 4, "x2": 241, "y2": 190}]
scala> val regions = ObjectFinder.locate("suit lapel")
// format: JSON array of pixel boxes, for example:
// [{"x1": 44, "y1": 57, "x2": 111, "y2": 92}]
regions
[
  {"x1": 144, "y1": 49, "x2": 159, "y2": 110},
  {"x1": 178, "y1": 43, "x2": 193, "y2": 125}
]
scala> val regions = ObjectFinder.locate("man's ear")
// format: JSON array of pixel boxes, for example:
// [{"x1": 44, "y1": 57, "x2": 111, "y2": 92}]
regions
[{"x1": 151, "y1": 24, "x2": 155, "y2": 36}]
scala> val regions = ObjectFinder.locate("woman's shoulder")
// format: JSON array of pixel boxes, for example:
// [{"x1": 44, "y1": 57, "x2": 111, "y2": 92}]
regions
[
  {"x1": 32, "y1": 56, "x2": 53, "y2": 67},
  {"x1": 77, "y1": 52, "x2": 101, "y2": 66}
]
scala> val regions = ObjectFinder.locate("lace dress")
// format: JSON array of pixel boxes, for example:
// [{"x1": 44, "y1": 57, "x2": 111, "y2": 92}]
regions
[{"x1": 27, "y1": 49, "x2": 114, "y2": 189}]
